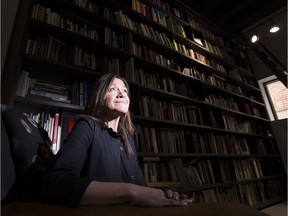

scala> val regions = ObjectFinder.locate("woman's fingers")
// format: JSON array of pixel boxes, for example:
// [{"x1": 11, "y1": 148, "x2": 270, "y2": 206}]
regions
[
  {"x1": 165, "y1": 189, "x2": 173, "y2": 199},
  {"x1": 165, "y1": 189, "x2": 195, "y2": 204},
  {"x1": 172, "y1": 191, "x2": 179, "y2": 200}
]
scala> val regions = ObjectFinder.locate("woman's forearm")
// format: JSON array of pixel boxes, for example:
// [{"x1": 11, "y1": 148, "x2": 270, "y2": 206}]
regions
[
  {"x1": 79, "y1": 181, "x2": 132, "y2": 205},
  {"x1": 79, "y1": 181, "x2": 193, "y2": 207}
]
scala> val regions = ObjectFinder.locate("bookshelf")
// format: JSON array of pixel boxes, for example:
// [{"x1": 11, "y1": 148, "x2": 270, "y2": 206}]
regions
[{"x1": 2, "y1": 0, "x2": 286, "y2": 209}]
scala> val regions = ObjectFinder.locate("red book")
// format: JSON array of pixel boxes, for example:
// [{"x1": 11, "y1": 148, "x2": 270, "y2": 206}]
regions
[{"x1": 68, "y1": 118, "x2": 77, "y2": 134}]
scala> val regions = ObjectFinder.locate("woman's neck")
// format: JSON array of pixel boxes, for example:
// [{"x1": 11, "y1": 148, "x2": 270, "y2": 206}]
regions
[{"x1": 106, "y1": 117, "x2": 120, "y2": 132}]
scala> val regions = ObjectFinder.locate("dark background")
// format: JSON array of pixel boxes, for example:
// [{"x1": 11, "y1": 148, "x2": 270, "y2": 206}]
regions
[{"x1": 179, "y1": 0, "x2": 287, "y2": 36}]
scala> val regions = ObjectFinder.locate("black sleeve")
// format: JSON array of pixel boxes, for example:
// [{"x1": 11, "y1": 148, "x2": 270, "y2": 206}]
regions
[
  {"x1": 41, "y1": 118, "x2": 94, "y2": 207},
  {"x1": 136, "y1": 163, "x2": 147, "y2": 187},
  {"x1": 131, "y1": 138, "x2": 147, "y2": 187}
]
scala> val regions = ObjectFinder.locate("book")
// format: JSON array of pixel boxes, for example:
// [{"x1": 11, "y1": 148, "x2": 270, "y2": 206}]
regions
[
  {"x1": 52, "y1": 113, "x2": 59, "y2": 152},
  {"x1": 29, "y1": 89, "x2": 71, "y2": 103},
  {"x1": 56, "y1": 125, "x2": 61, "y2": 153},
  {"x1": 68, "y1": 118, "x2": 77, "y2": 134},
  {"x1": 171, "y1": 158, "x2": 190, "y2": 187}
]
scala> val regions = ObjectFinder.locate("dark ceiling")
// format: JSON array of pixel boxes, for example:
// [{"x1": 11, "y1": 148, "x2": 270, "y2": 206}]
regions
[{"x1": 178, "y1": 0, "x2": 287, "y2": 37}]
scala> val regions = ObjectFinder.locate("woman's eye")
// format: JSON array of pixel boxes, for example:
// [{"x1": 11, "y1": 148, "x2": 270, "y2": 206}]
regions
[
  {"x1": 108, "y1": 86, "x2": 128, "y2": 94},
  {"x1": 109, "y1": 87, "x2": 116, "y2": 91}
]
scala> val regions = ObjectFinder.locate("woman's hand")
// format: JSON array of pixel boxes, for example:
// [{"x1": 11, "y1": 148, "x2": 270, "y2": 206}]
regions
[
  {"x1": 128, "y1": 185, "x2": 194, "y2": 207},
  {"x1": 164, "y1": 189, "x2": 191, "y2": 201}
]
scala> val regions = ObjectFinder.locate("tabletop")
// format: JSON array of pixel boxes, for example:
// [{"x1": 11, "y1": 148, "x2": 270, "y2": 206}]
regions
[{"x1": 1, "y1": 201, "x2": 271, "y2": 216}]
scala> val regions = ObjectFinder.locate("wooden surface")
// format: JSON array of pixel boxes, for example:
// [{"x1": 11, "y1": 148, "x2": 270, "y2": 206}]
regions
[{"x1": 1, "y1": 201, "x2": 271, "y2": 216}]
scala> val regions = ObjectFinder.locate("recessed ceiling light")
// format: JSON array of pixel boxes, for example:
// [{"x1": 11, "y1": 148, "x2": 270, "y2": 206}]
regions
[
  {"x1": 270, "y1": 26, "x2": 280, "y2": 33},
  {"x1": 251, "y1": 35, "x2": 259, "y2": 43}
]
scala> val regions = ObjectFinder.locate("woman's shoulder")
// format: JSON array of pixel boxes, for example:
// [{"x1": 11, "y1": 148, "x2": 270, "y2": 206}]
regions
[{"x1": 76, "y1": 115, "x2": 102, "y2": 131}]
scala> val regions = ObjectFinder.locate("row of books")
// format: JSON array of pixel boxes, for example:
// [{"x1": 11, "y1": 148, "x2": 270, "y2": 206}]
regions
[
  {"x1": 28, "y1": 112, "x2": 61, "y2": 154},
  {"x1": 182, "y1": 66, "x2": 257, "y2": 99},
  {"x1": 187, "y1": 19, "x2": 225, "y2": 49},
  {"x1": 132, "y1": 0, "x2": 168, "y2": 27},
  {"x1": 237, "y1": 180, "x2": 284, "y2": 206},
  {"x1": 16, "y1": 71, "x2": 88, "y2": 106},
  {"x1": 207, "y1": 133, "x2": 250, "y2": 155},
  {"x1": 182, "y1": 67, "x2": 253, "y2": 98},
  {"x1": 141, "y1": 0, "x2": 232, "y2": 53},
  {"x1": 139, "y1": 96, "x2": 203, "y2": 124},
  {"x1": 25, "y1": 37, "x2": 253, "y2": 105},
  {"x1": 143, "y1": 158, "x2": 181, "y2": 183},
  {"x1": 205, "y1": 94, "x2": 262, "y2": 118},
  {"x1": 244, "y1": 103, "x2": 262, "y2": 117},
  {"x1": 132, "y1": 43, "x2": 180, "y2": 71},
  {"x1": 136, "y1": 126, "x2": 187, "y2": 153},
  {"x1": 205, "y1": 40, "x2": 235, "y2": 65},
  {"x1": 132, "y1": 0, "x2": 223, "y2": 61},
  {"x1": 111, "y1": 10, "x2": 188, "y2": 55},
  {"x1": 241, "y1": 183, "x2": 266, "y2": 206},
  {"x1": 26, "y1": 36, "x2": 67, "y2": 63},
  {"x1": 192, "y1": 179, "x2": 284, "y2": 206},
  {"x1": 183, "y1": 159, "x2": 215, "y2": 186},
  {"x1": 212, "y1": 112, "x2": 259, "y2": 134},
  {"x1": 231, "y1": 159, "x2": 264, "y2": 181},
  {"x1": 30, "y1": 4, "x2": 255, "y2": 100},
  {"x1": 186, "y1": 14, "x2": 243, "y2": 60},
  {"x1": 206, "y1": 74, "x2": 243, "y2": 95},
  {"x1": 16, "y1": 71, "x2": 70, "y2": 103},
  {"x1": 104, "y1": 27, "x2": 134, "y2": 52},
  {"x1": 71, "y1": 46, "x2": 97, "y2": 70},
  {"x1": 183, "y1": 67, "x2": 240, "y2": 97},
  {"x1": 102, "y1": 5, "x2": 231, "y2": 74},
  {"x1": 222, "y1": 114, "x2": 255, "y2": 134},
  {"x1": 96, "y1": 57, "x2": 136, "y2": 79},
  {"x1": 130, "y1": 0, "x2": 237, "y2": 68},
  {"x1": 142, "y1": 157, "x2": 280, "y2": 189},
  {"x1": 187, "y1": 158, "x2": 261, "y2": 185},
  {"x1": 33, "y1": 0, "x2": 252, "y2": 92},
  {"x1": 134, "y1": 66, "x2": 254, "y2": 109},
  {"x1": 135, "y1": 69, "x2": 188, "y2": 96},
  {"x1": 136, "y1": 124, "x2": 277, "y2": 155},
  {"x1": 146, "y1": 0, "x2": 172, "y2": 14},
  {"x1": 32, "y1": 3, "x2": 99, "y2": 41},
  {"x1": 26, "y1": 36, "x2": 97, "y2": 70},
  {"x1": 205, "y1": 94, "x2": 241, "y2": 112},
  {"x1": 72, "y1": 0, "x2": 99, "y2": 14},
  {"x1": 138, "y1": 95, "x2": 261, "y2": 134},
  {"x1": 27, "y1": 112, "x2": 79, "y2": 154},
  {"x1": 135, "y1": 124, "x2": 269, "y2": 155},
  {"x1": 171, "y1": 18, "x2": 234, "y2": 67},
  {"x1": 147, "y1": 0, "x2": 185, "y2": 20},
  {"x1": 256, "y1": 139, "x2": 278, "y2": 155}
]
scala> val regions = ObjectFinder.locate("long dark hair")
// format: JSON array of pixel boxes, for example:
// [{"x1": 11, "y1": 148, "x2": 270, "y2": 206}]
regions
[{"x1": 85, "y1": 73, "x2": 135, "y2": 155}]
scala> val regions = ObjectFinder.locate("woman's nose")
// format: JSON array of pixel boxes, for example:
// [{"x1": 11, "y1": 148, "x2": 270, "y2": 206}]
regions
[{"x1": 116, "y1": 88, "x2": 124, "y2": 97}]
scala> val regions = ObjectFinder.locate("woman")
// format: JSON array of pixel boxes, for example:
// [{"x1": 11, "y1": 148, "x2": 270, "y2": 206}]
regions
[{"x1": 41, "y1": 73, "x2": 193, "y2": 207}]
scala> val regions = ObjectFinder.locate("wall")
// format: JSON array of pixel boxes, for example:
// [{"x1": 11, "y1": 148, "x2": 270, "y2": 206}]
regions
[
  {"x1": 245, "y1": 8, "x2": 287, "y2": 171},
  {"x1": 271, "y1": 119, "x2": 287, "y2": 171},
  {"x1": 246, "y1": 8, "x2": 287, "y2": 79},
  {"x1": 1, "y1": 0, "x2": 19, "y2": 74}
]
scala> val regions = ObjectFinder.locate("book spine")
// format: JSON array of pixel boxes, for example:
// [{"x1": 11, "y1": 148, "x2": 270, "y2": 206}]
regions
[{"x1": 52, "y1": 113, "x2": 59, "y2": 152}]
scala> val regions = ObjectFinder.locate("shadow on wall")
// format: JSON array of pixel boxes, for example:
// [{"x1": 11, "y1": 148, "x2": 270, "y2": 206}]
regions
[{"x1": 271, "y1": 119, "x2": 287, "y2": 172}]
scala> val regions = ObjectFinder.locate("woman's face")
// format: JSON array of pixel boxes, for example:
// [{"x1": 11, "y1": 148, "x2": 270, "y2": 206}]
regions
[{"x1": 103, "y1": 78, "x2": 130, "y2": 117}]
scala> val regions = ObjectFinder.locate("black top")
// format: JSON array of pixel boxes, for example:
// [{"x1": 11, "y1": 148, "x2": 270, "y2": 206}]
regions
[{"x1": 41, "y1": 117, "x2": 146, "y2": 207}]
